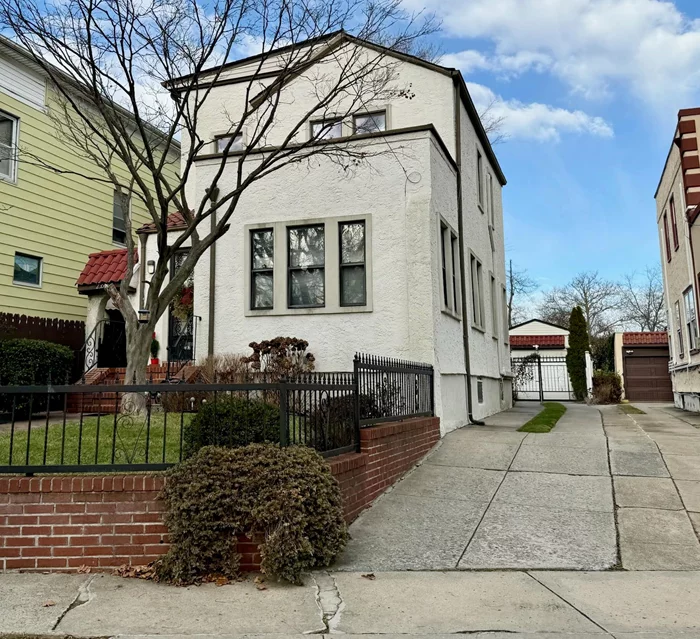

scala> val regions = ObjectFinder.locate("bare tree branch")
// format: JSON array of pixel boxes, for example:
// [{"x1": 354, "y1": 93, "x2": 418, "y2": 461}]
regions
[
  {"x1": 507, "y1": 260, "x2": 537, "y2": 328},
  {"x1": 619, "y1": 265, "x2": 666, "y2": 332}
]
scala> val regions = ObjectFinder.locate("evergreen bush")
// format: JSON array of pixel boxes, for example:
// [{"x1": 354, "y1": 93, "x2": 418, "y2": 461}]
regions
[{"x1": 566, "y1": 306, "x2": 590, "y2": 401}]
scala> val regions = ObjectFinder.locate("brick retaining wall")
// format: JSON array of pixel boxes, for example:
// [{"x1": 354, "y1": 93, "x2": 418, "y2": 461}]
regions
[{"x1": 0, "y1": 416, "x2": 440, "y2": 572}]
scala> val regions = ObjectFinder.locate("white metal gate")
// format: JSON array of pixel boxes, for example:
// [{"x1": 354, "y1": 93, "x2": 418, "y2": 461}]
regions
[{"x1": 511, "y1": 355, "x2": 574, "y2": 401}]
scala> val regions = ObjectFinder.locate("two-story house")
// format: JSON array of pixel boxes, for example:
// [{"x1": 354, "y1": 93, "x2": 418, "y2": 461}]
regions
[
  {"x1": 79, "y1": 33, "x2": 512, "y2": 429},
  {"x1": 0, "y1": 36, "x2": 179, "y2": 343},
  {"x1": 655, "y1": 107, "x2": 700, "y2": 411}
]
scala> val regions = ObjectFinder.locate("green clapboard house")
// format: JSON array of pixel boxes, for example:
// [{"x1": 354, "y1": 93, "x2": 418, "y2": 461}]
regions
[{"x1": 0, "y1": 36, "x2": 180, "y2": 328}]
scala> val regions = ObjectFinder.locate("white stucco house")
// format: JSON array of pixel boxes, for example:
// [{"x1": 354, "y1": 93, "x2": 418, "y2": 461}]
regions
[{"x1": 78, "y1": 32, "x2": 512, "y2": 431}]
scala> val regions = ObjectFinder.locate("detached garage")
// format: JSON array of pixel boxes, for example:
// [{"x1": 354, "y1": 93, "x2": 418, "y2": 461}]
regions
[{"x1": 614, "y1": 332, "x2": 673, "y2": 402}]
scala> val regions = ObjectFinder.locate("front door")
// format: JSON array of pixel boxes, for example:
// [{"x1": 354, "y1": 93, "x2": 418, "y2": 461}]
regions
[
  {"x1": 168, "y1": 250, "x2": 194, "y2": 362},
  {"x1": 97, "y1": 310, "x2": 127, "y2": 368}
]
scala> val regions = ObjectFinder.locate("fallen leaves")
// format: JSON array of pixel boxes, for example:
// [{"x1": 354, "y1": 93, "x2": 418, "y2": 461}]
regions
[
  {"x1": 76, "y1": 565, "x2": 92, "y2": 574},
  {"x1": 254, "y1": 576, "x2": 267, "y2": 591},
  {"x1": 113, "y1": 562, "x2": 157, "y2": 580},
  {"x1": 361, "y1": 573, "x2": 376, "y2": 580}
]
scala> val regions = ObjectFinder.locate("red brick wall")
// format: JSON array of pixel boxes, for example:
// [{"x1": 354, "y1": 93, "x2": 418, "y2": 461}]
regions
[
  {"x1": 0, "y1": 416, "x2": 440, "y2": 572},
  {"x1": 0, "y1": 476, "x2": 167, "y2": 571}
]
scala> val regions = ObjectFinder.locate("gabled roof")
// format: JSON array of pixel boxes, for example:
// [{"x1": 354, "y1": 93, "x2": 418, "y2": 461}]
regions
[
  {"x1": 137, "y1": 211, "x2": 189, "y2": 234},
  {"x1": 509, "y1": 318, "x2": 569, "y2": 332},
  {"x1": 76, "y1": 248, "x2": 137, "y2": 292},
  {"x1": 165, "y1": 31, "x2": 505, "y2": 185}
]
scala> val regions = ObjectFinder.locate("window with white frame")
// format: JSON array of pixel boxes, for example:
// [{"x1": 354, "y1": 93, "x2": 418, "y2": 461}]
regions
[
  {"x1": 353, "y1": 111, "x2": 386, "y2": 135},
  {"x1": 216, "y1": 133, "x2": 244, "y2": 153},
  {"x1": 440, "y1": 221, "x2": 460, "y2": 315},
  {"x1": 470, "y1": 253, "x2": 484, "y2": 329},
  {"x1": 488, "y1": 173, "x2": 495, "y2": 226},
  {"x1": 477, "y1": 150, "x2": 484, "y2": 209},
  {"x1": 502, "y1": 285, "x2": 508, "y2": 343},
  {"x1": 339, "y1": 221, "x2": 366, "y2": 306},
  {"x1": 13, "y1": 252, "x2": 42, "y2": 287},
  {"x1": 684, "y1": 287, "x2": 698, "y2": 351},
  {"x1": 288, "y1": 225, "x2": 325, "y2": 307},
  {"x1": 112, "y1": 191, "x2": 130, "y2": 245},
  {"x1": 250, "y1": 228, "x2": 274, "y2": 310},
  {"x1": 0, "y1": 111, "x2": 18, "y2": 182},
  {"x1": 311, "y1": 119, "x2": 342, "y2": 140},
  {"x1": 676, "y1": 300, "x2": 684, "y2": 358},
  {"x1": 490, "y1": 274, "x2": 498, "y2": 338}
]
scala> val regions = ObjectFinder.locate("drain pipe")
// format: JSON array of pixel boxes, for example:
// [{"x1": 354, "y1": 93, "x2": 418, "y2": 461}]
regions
[
  {"x1": 206, "y1": 188, "x2": 219, "y2": 357},
  {"x1": 453, "y1": 75, "x2": 484, "y2": 425}
]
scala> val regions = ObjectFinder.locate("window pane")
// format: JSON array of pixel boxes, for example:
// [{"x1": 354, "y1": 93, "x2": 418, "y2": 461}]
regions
[
  {"x1": 252, "y1": 230, "x2": 274, "y2": 269},
  {"x1": 13, "y1": 254, "x2": 40, "y2": 285},
  {"x1": 252, "y1": 272, "x2": 274, "y2": 309},
  {"x1": 112, "y1": 192, "x2": 128, "y2": 244},
  {"x1": 354, "y1": 112, "x2": 385, "y2": 134},
  {"x1": 0, "y1": 117, "x2": 13, "y2": 146},
  {"x1": 289, "y1": 225, "x2": 324, "y2": 267},
  {"x1": 312, "y1": 120, "x2": 342, "y2": 139},
  {"x1": 340, "y1": 222, "x2": 365, "y2": 264},
  {"x1": 341, "y1": 265, "x2": 366, "y2": 306},
  {"x1": 290, "y1": 269, "x2": 324, "y2": 306},
  {"x1": 217, "y1": 134, "x2": 244, "y2": 153}
]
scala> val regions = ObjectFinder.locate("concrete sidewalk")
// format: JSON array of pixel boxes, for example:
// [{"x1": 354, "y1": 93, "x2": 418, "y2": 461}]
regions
[{"x1": 3, "y1": 570, "x2": 700, "y2": 637}]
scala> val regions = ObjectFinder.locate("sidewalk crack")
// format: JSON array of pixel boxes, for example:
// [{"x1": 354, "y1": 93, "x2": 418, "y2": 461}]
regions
[
  {"x1": 52, "y1": 574, "x2": 96, "y2": 631},
  {"x1": 309, "y1": 571, "x2": 344, "y2": 634}
]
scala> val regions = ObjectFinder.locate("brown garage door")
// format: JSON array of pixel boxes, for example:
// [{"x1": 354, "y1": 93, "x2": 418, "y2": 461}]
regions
[{"x1": 623, "y1": 346, "x2": 673, "y2": 402}]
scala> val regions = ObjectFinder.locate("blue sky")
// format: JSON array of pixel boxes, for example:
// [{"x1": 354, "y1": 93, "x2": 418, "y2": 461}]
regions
[{"x1": 412, "y1": 0, "x2": 700, "y2": 289}]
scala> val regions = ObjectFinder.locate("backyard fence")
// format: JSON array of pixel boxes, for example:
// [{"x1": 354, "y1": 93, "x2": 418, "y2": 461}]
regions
[{"x1": 0, "y1": 353, "x2": 434, "y2": 474}]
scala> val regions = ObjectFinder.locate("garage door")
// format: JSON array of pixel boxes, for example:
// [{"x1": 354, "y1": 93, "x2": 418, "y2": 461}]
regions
[{"x1": 624, "y1": 349, "x2": 674, "y2": 402}]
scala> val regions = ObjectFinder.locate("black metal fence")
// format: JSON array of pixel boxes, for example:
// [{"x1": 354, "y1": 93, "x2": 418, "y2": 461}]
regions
[
  {"x1": 511, "y1": 355, "x2": 573, "y2": 401},
  {"x1": 0, "y1": 353, "x2": 434, "y2": 474}
]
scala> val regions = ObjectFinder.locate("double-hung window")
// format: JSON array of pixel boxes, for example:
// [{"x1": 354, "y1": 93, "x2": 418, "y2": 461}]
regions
[
  {"x1": 502, "y1": 285, "x2": 509, "y2": 342},
  {"x1": 353, "y1": 111, "x2": 386, "y2": 135},
  {"x1": 288, "y1": 225, "x2": 325, "y2": 307},
  {"x1": 470, "y1": 254, "x2": 485, "y2": 329},
  {"x1": 670, "y1": 196, "x2": 679, "y2": 250},
  {"x1": 0, "y1": 111, "x2": 18, "y2": 182},
  {"x1": 251, "y1": 229, "x2": 274, "y2": 309},
  {"x1": 311, "y1": 119, "x2": 342, "y2": 140},
  {"x1": 684, "y1": 288, "x2": 698, "y2": 351},
  {"x1": 112, "y1": 191, "x2": 130, "y2": 245},
  {"x1": 676, "y1": 300, "x2": 684, "y2": 358},
  {"x1": 490, "y1": 274, "x2": 498, "y2": 338},
  {"x1": 663, "y1": 212, "x2": 672, "y2": 262},
  {"x1": 477, "y1": 151, "x2": 484, "y2": 209},
  {"x1": 339, "y1": 221, "x2": 366, "y2": 306},
  {"x1": 440, "y1": 222, "x2": 460, "y2": 315}
]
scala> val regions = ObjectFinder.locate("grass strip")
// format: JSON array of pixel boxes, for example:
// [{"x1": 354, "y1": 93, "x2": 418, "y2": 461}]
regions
[
  {"x1": 618, "y1": 403, "x2": 646, "y2": 415},
  {"x1": 518, "y1": 402, "x2": 567, "y2": 433}
]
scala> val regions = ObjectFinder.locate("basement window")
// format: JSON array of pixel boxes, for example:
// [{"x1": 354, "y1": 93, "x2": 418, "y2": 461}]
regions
[{"x1": 477, "y1": 377, "x2": 484, "y2": 404}]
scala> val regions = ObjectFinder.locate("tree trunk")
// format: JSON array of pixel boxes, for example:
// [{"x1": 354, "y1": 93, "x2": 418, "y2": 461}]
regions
[{"x1": 122, "y1": 322, "x2": 153, "y2": 414}]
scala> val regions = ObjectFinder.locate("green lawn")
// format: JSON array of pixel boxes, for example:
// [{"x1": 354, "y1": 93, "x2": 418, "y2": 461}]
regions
[
  {"x1": 0, "y1": 413, "x2": 192, "y2": 467},
  {"x1": 518, "y1": 402, "x2": 567, "y2": 433},
  {"x1": 618, "y1": 403, "x2": 646, "y2": 415}
]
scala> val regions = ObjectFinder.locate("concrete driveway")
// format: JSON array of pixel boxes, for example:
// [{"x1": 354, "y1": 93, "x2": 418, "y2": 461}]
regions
[{"x1": 336, "y1": 401, "x2": 700, "y2": 572}]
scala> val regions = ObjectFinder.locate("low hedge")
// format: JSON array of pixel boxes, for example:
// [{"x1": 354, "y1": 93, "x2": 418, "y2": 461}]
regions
[{"x1": 156, "y1": 444, "x2": 348, "y2": 585}]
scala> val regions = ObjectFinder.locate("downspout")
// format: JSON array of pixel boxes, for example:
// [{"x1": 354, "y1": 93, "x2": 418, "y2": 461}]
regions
[
  {"x1": 207, "y1": 209, "x2": 216, "y2": 356},
  {"x1": 138, "y1": 232, "x2": 147, "y2": 308},
  {"x1": 453, "y1": 75, "x2": 483, "y2": 425}
]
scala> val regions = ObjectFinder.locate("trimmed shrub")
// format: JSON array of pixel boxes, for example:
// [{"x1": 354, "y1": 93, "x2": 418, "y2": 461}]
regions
[
  {"x1": 591, "y1": 370, "x2": 623, "y2": 404},
  {"x1": 566, "y1": 306, "x2": 590, "y2": 401},
  {"x1": 0, "y1": 339, "x2": 73, "y2": 415},
  {"x1": 156, "y1": 444, "x2": 348, "y2": 585},
  {"x1": 243, "y1": 337, "x2": 315, "y2": 379},
  {"x1": 183, "y1": 395, "x2": 280, "y2": 457}
]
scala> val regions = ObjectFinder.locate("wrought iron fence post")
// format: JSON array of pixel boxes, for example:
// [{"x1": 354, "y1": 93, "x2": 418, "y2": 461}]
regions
[
  {"x1": 353, "y1": 356, "x2": 361, "y2": 451},
  {"x1": 429, "y1": 367, "x2": 435, "y2": 416},
  {"x1": 279, "y1": 377, "x2": 289, "y2": 447},
  {"x1": 537, "y1": 354, "x2": 544, "y2": 403}
]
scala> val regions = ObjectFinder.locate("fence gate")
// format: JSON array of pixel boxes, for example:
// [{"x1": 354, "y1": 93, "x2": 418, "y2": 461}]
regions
[{"x1": 511, "y1": 355, "x2": 573, "y2": 401}]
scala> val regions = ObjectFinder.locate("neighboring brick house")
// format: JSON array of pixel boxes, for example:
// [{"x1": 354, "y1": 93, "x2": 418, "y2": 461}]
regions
[{"x1": 655, "y1": 108, "x2": 700, "y2": 411}]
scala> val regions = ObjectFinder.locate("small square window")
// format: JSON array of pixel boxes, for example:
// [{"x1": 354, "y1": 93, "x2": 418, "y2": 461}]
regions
[
  {"x1": 13, "y1": 253, "x2": 42, "y2": 287},
  {"x1": 353, "y1": 112, "x2": 386, "y2": 135},
  {"x1": 112, "y1": 191, "x2": 130, "y2": 245},
  {"x1": 311, "y1": 119, "x2": 343, "y2": 140},
  {"x1": 0, "y1": 111, "x2": 18, "y2": 182},
  {"x1": 216, "y1": 133, "x2": 244, "y2": 153}
]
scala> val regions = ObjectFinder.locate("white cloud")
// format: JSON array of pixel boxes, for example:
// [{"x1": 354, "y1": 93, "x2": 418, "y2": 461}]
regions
[
  {"x1": 415, "y1": 0, "x2": 700, "y2": 109},
  {"x1": 468, "y1": 82, "x2": 614, "y2": 142}
]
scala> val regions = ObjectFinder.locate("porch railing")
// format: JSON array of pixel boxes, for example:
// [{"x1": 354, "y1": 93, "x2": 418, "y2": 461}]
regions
[{"x1": 0, "y1": 353, "x2": 434, "y2": 474}]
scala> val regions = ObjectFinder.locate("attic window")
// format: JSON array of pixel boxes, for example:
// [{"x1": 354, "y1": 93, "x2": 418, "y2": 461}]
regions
[
  {"x1": 311, "y1": 119, "x2": 342, "y2": 140},
  {"x1": 216, "y1": 134, "x2": 244, "y2": 153},
  {"x1": 354, "y1": 111, "x2": 386, "y2": 135}
]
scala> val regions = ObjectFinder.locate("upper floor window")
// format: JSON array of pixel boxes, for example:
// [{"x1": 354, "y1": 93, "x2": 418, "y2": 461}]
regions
[
  {"x1": 477, "y1": 151, "x2": 484, "y2": 209},
  {"x1": 470, "y1": 253, "x2": 485, "y2": 329},
  {"x1": 353, "y1": 111, "x2": 386, "y2": 135},
  {"x1": 440, "y1": 221, "x2": 461, "y2": 316},
  {"x1": 311, "y1": 119, "x2": 342, "y2": 140},
  {"x1": 0, "y1": 111, "x2": 18, "y2": 182},
  {"x1": 684, "y1": 287, "x2": 698, "y2": 351},
  {"x1": 112, "y1": 191, "x2": 130, "y2": 245},
  {"x1": 251, "y1": 229, "x2": 274, "y2": 310},
  {"x1": 490, "y1": 274, "x2": 498, "y2": 338},
  {"x1": 675, "y1": 300, "x2": 684, "y2": 358},
  {"x1": 216, "y1": 133, "x2": 244, "y2": 154},
  {"x1": 663, "y1": 212, "x2": 672, "y2": 263},
  {"x1": 339, "y1": 221, "x2": 366, "y2": 306},
  {"x1": 670, "y1": 196, "x2": 679, "y2": 250},
  {"x1": 288, "y1": 225, "x2": 325, "y2": 307},
  {"x1": 13, "y1": 252, "x2": 42, "y2": 287}
]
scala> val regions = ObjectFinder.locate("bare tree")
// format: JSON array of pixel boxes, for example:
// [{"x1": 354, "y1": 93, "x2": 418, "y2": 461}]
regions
[
  {"x1": 479, "y1": 98, "x2": 507, "y2": 146},
  {"x1": 619, "y1": 265, "x2": 666, "y2": 332},
  {"x1": 0, "y1": 0, "x2": 437, "y2": 385},
  {"x1": 537, "y1": 271, "x2": 620, "y2": 337},
  {"x1": 507, "y1": 260, "x2": 537, "y2": 327}
]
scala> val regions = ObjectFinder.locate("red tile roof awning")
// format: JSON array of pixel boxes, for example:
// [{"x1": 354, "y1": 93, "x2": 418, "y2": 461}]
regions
[
  {"x1": 137, "y1": 211, "x2": 189, "y2": 234},
  {"x1": 623, "y1": 331, "x2": 669, "y2": 346},
  {"x1": 76, "y1": 248, "x2": 137, "y2": 292},
  {"x1": 510, "y1": 335, "x2": 566, "y2": 349}
]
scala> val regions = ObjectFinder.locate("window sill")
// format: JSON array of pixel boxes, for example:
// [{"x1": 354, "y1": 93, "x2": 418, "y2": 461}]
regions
[
  {"x1": 245, "y1": 304, "x2": 372, "y2": 317},
  {"x1": 0, "y1": 173, "x2": 17, "y2": 185},
  {"x1": 441, "y1": 307, "x2": 462, "y2": 321},
  {"x1": 471, "y1": 324, "x2": 486, "y2": 334},
  {"x1": 13, "y1": 280, "x2": 42, "y2": 289}
]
